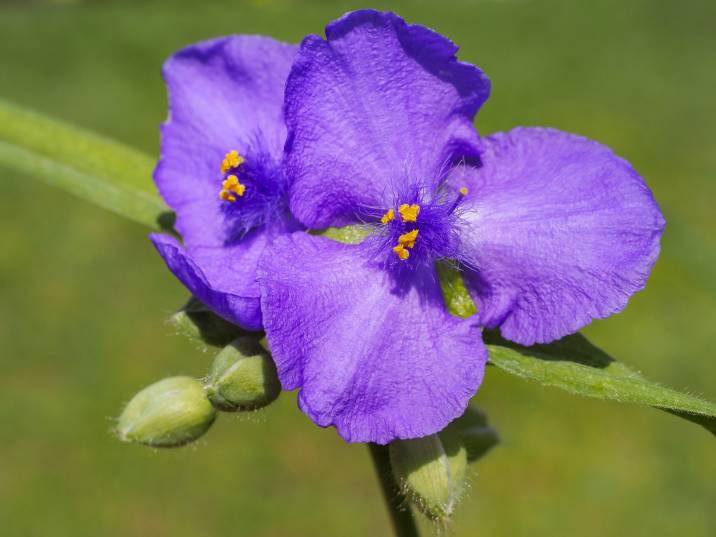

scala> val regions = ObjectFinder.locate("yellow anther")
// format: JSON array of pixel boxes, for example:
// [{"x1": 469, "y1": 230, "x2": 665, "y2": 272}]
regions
[
  {"x1": 221, "y1": 175, "x2": 246, "y2": 197},
  {"x1": 398, "y1": 229, "x2": 419, "y2": 249},
  {"x1": 220, "y1": 190, "x2": 237, "y2": 203},
  {"x1": 223, "y1": 175, "x2": 239, "y2": 188},
  {"x1": 398, "y1": 203, "x2": 420, "y2": 222},
  {"x1": 393, "y1": 244, "x2": 410, "y2": 260},
  {"x1": 220, "y1": 150, "x2": 245, "y2": 174},
  {"x1": 459, "y1": 186, "x2": 469, "y2": 196},
  {"x1": 380, "y1": 208, "x2": 395, "y2": 224}
]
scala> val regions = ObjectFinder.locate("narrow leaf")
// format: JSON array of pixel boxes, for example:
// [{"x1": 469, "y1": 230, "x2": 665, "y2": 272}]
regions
[
  {"x1": 438, "y1": 263, "x2": 716, "y2": 436},
  {"x1": 485, "y1": 332, "x2": 716, "y2": 435},
  {"x1": 0, "y1": 99, "x2": 171, "y2": 230}
]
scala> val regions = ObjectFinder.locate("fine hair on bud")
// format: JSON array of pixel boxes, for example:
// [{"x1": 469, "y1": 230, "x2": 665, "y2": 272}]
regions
[
  {"x1": 389, "y1": 433, "x2": 468, "y2": 522},
  {"x1": 205, "y1": 336, "x2": 281, "y2": 412},
  {"x1": 116, "y1": 376, "x2": 217, "y2": 448}
]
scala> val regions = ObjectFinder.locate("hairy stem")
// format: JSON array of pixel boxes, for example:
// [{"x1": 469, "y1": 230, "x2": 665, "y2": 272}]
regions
[{"x1": 368, "y1": 443, "x2": 420, "y2": 537}]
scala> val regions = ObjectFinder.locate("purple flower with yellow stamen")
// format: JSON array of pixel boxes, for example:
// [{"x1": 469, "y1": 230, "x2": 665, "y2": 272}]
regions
[
  {"x1": 149, "y1": 35, "x2": 300, "y2": 330},
  {"x1": 258, "y1": 10, "x2": 664, "y2": 443}
]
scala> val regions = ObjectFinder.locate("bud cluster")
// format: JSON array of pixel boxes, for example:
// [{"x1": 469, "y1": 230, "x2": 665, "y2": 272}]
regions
[
  {"x1": 115, "y1": 298, "x2": 282, "y2": 448},
  {"x1": 114, "y1": 298, "x2": 499, "y2": 527}
]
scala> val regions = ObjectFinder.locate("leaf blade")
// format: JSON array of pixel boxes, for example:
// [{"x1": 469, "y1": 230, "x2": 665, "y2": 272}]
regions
[
  {"x1": 0, "y1": 99, "x2": 170, "y2": 230},
  {"x1": 437, "y1": 263, "x2": 716, "y2": 436},
  {"x1": 485, "y1": 332, "x2": 716, "y2": 436}
]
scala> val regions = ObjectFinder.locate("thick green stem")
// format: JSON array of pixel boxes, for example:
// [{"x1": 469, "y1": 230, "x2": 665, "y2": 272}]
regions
[{"x1": 368, "y1": 443, "x2": 420, "y2": 537}]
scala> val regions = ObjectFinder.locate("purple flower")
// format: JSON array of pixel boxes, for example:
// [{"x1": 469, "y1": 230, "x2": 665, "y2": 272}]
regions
[
  {"x1": 150, "y1": 36, "x2": 300, "y2": 330},
  {"x1": 258, "y1": 10, "x2": 665, "y2": 443}
]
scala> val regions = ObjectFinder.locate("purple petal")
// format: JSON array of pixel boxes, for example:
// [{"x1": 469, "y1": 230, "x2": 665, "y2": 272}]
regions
[
  {"x1": 457, "y1": 127, "x2": 665, "y2": 345},
  {"x1": 156, "y1": 36, "x2": 297, "y2": 245},
  {"x1": 284, "y1": 9, "x2": 490, "y2": 228},
  {"x1": 258, "y1": 232, "x2": 488, "y2": 444},
  {"x1": 150, "y1": 232, "x2": 267, "y2": 330}
]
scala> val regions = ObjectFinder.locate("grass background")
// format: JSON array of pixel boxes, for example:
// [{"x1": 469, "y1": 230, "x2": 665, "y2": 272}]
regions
[{"x1": 1, "y1": 0, "x2": 714, "y2": 535}]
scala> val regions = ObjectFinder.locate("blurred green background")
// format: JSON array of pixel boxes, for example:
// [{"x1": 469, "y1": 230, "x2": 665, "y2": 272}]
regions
[{"x1": 1, "y1": 0, "x2": 714, "y2": 535}]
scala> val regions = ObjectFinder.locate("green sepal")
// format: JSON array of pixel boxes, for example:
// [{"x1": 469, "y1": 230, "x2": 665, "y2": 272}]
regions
[
  {"x1": 205, "y1": 337, "x2": 281, "y2": 412},
  {"x1": 436, "y1": 261, "x2": 477, "y2": 318},
  {"x1": 170, "y1": 297, "x2": 249, "y2": 348},
  {"x1": 441, "y1": 406, "x2": 499, "y2": 463},
  {"x1": 389, "y1": 434, "x2": 468, "y2": 521},
  {"x1": 311, "y1": 225, "x2": 373, "y2": 244}
]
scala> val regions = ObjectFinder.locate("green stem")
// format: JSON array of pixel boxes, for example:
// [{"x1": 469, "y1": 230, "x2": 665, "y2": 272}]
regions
[{"x1": 368, "y1": 443, "x2": 420, "y2": 537}]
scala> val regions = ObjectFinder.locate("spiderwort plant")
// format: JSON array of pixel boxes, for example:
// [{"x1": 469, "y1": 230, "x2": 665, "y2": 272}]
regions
[
  {"x1": 149, "y1": 36, "x2": 301, "y2": 331},
  {"x1": 258, "y1": 10, "x2": 665, "y2": 443},
  {"x1": 4, "y1": 5, "x2": 716, "y2": 536}
]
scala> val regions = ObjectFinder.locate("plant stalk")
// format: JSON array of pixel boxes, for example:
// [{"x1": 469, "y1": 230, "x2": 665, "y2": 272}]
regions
[{"x1": 368, "y1": 443, "x2": 420, "y2": 537}]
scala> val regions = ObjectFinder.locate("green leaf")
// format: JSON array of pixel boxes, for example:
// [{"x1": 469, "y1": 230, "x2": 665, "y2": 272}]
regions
[
  {"x1": 437, "y1": 263, "x2": 716, "y2": 436},
  {"x1": 485, "y1": 332, "x2": 716, "y2": 435},
  {"x1": 0, "y1": 99, "x2": 171, "y2": 231}
]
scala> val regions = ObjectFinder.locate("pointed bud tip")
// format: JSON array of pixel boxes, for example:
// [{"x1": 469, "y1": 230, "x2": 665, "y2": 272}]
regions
[
  {"x1": 116, "y1": 376, "x2": 216, "y2": 448},
  {"x1": 389, "y1": 434, "x2": 468, "y2": 522}
]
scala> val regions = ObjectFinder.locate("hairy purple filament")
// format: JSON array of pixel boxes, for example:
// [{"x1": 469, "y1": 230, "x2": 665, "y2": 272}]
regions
[
  {"x1": 218, "y1": 140, "x2": 289, "y2": 245},
  {"x1": 361, "y1": 180, "x2": 468, "y2": 272}
]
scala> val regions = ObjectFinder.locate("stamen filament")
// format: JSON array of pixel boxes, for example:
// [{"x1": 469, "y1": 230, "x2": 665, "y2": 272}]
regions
[{"x1": 448, "y1": 186, "x2": 469, "y2": 214}]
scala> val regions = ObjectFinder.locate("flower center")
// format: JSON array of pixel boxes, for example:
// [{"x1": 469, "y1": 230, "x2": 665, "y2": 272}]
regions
[
  {"x1": 380, "y1": 188, "x2": 468, "y2": 262},
  {"x1": 218, "y1": 150, "x2": 247, "y2": 202},
  {"x1": 215, "y1": 146, "x2": 288, "y2": 243}
]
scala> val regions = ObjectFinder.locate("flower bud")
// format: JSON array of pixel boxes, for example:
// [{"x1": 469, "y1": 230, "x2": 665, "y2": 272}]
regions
[
  {"x1": 170, "y1": 297, "x2": 247, "y2": 348},
  {"x1": 205, "y1": 337, "x2": 281, "y2": 412},
  {"x1": 389, "y1": 434, "x2": 468, "y2": 521},
  {"x1": 116, "y1": 376, "x2": 216, "y2": 448}
]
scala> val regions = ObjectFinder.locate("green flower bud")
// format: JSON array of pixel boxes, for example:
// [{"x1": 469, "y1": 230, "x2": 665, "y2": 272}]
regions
[
  {"x1": 442, "y1": 406, "x2": 499, "y2": 463},
  {"x1": 205, "y1": 337, "x2": 281, "y2": 412},
  {"x1": 116, "y1": 376, "x2": 216, "y2": 448},
  {"x1": 389, "y1": 433, "x2": 468, "y2": 521},
  {"x1": 171, "y1": 297, "x2": 247, "y2": 348}
]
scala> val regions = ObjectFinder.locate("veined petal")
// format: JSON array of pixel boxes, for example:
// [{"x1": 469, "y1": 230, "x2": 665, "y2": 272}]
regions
[
  {"x1": 285, "y1": 9, "x2": 490, "y2": 228},
  {"x1": 156, "y1": 36, "x2": 297, "y2": 245},
  {"x1": 258, "y1": 233, "x2": 488, "y2": 444},
  {"x1": 458, "y1": 127, "x2": 665, "y2": 345},
  {"x1": 150, "y1": 233, "x2": 266, "y2": 330}
]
